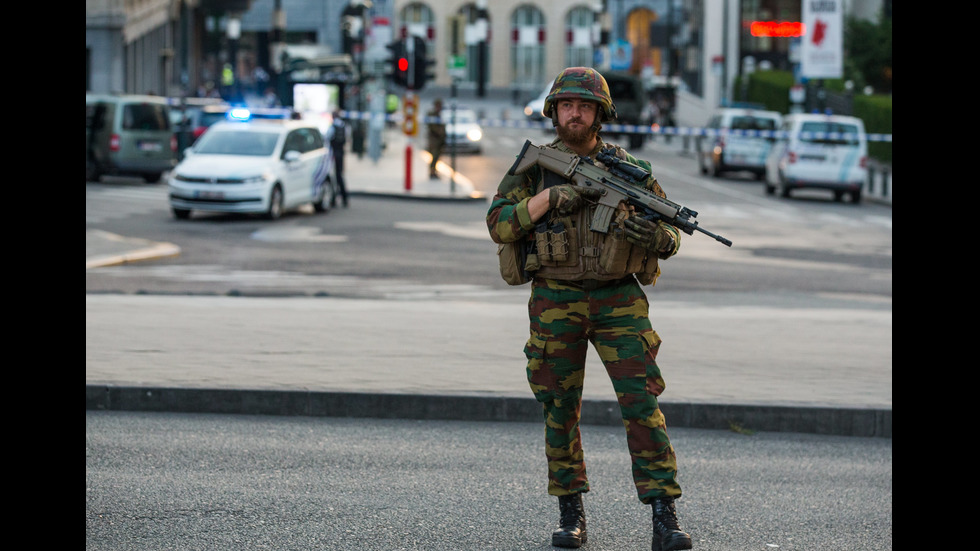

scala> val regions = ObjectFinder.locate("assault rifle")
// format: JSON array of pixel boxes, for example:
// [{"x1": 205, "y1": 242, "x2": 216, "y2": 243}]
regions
[{"x1": 508, "y1": 140, "x2": 732, "y2": 247}]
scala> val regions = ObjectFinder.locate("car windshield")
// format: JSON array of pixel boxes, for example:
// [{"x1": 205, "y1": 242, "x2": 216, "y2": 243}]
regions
[
  {"x1": 194, "y1": 129, "x2": 281, "y2": 156},
  {"x1": 799, "y1": 121, "x2": 861, "y2": 145}
]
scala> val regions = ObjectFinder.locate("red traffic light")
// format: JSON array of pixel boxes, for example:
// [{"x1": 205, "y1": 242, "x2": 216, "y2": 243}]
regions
[{"x1": 398, "y1": 57, "x2": 409, "y2": 72}]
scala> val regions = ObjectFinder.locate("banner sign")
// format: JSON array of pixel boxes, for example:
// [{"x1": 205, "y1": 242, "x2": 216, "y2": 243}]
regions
[{"x1": 801, "y1": 0, "x2": 843, "y2": 79}]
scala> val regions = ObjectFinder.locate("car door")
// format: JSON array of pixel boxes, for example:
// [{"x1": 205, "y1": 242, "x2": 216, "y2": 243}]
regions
[
  {"x1": 282, "y1": 128, "x2": 324, "y2": 205},
  {"x1": 280, "y1": 129, "x2": 309, "y2": 205}
]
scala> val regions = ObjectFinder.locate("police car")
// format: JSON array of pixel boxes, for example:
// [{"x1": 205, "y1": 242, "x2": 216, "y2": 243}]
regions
[
  {"x1": 168, "y1": 108, "x2": 333, "y2": 220},
  {"x1": 696, "y1": 107, "x2": 783, "y2": 180},
  {"x1": 764, "y1": 113, "x2": 868, "y2": 203}
]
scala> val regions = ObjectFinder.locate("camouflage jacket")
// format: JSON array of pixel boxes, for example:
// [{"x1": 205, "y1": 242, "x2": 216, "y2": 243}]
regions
[{"x1": 486, "y1": 136, "x2": 679, "y2": 283}]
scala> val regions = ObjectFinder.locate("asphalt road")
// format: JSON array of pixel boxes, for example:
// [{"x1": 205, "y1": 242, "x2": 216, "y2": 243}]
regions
[{"x1": 85, "y1": 410, "x2": 893, "y2": 551}]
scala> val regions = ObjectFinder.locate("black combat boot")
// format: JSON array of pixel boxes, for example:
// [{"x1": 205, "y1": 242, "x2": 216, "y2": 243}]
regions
[
  {"x1": 651, "y1": 497, "x2": 692, "y2": 551},
  {"x1": 551, "y1": 493, "x2": 587, "y2": 548}
]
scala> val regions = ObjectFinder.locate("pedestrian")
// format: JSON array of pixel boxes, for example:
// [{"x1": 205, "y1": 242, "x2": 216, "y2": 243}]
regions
[
  {"x1": 325, "y1": 110, "x2": 349, "y2": 208},
  {"x1": 486, "y1": 67, "x2": 692, "y2": 551},
  {"x1": 426, "y1": 98, "x2": 446, "y2": 179}
]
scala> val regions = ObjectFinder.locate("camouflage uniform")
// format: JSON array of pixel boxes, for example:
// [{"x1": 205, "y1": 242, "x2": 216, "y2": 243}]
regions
[
  {"x1": 487, "y1": 68, "x2": 681, "y2": 508},
  {"x1": 487, "y1": 133, "x2": 682, "y2": 503}
]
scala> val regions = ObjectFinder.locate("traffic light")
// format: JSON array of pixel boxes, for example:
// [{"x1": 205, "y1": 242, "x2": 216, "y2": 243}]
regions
[
  {"x1": 387, "y1": 36, "x2": 436, "y2": 91},
  {"x1": 386, "y1": 39, "x2": 409, "y2": 88},
  {"x1": 408, "y1": 36, "x2": 437, "y2": 91}
]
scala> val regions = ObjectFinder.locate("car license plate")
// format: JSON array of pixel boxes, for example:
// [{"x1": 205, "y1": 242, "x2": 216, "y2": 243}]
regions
[
  {"x1": 138, "y1": 140, "x2": 162, "y2": 152},
  {"x1": 195, "y1": 190, "x2": 224, "y2": 200}
]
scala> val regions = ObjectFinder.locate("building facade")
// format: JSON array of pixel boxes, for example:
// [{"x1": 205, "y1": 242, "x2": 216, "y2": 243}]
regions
[{"x1": 86, "y1": 0, "x2": 887, "y2": 127}]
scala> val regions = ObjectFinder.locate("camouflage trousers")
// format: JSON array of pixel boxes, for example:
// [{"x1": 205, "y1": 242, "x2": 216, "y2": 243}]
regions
[{"x1": 523, "y1": 277, "x2": 681, "y2": 503}]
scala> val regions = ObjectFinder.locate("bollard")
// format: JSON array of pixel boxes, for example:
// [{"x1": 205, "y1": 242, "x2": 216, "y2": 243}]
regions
[{"x1": 405, "y1": 142, "x2": 412, "y2": 192}]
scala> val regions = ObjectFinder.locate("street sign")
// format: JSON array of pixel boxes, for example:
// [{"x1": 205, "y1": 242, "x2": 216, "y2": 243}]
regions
[{"x1": 448, "y1": 55, "x2": 467, "y2": 78}]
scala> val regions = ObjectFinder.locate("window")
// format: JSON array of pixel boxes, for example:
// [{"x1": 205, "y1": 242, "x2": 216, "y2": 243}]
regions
[
  {"x1": 123, "y1": 103, "x2": 170, "y2": 131},
  {"x1": 512, "y1": 6, "x2": 546, "y2": 94},
  {"x1": 565, "y1": 7, "x2": 594, "y2": 68},
  {"x1": 799, "y1": 121, "x2": 861, "y2": 146}
]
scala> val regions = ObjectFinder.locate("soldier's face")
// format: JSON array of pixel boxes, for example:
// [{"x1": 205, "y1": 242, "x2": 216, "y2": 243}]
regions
[{"x1": 555, "y1": 99, "x2": 598, "y2": 146}]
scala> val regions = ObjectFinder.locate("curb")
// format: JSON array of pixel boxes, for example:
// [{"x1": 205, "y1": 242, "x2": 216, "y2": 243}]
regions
[{"x1": 85, "y1": 385, "x2": 892, "y2": 438}]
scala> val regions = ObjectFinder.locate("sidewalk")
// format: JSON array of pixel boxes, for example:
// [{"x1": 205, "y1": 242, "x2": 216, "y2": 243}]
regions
[{"x1": 86, "y1": 100, "x2": 891, "y2": 438}]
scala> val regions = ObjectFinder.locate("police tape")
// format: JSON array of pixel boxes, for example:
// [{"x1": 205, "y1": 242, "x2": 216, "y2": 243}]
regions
[{"x1": 337, "y1": 110, "x2": 893, "y2": 143}]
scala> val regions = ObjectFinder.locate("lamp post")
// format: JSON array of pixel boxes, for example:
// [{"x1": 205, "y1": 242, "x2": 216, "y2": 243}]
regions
[
  {"x1": 475, "y1": 0, "x2": 488, "y2": 98},
  {"x1": 226, "y1": 16, "x2": 241, "y2": 102}
]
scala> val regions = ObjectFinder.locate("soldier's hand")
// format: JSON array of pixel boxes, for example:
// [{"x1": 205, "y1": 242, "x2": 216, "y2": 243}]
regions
[
  {"x1": 623, "y1": 217, "x2": 680, "y2": 258},
  {"x1": 549, "y1": 184, "x2": 602, "y2": 214}
]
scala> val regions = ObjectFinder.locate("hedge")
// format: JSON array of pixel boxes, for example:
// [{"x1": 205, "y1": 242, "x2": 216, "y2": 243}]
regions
[{"x1": 733, "y1": 70, "x2": 892, "y2": 163}]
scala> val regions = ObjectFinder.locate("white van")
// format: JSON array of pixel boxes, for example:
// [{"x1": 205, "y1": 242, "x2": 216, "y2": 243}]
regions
[
  {"x1": 696, "y1": 107, "x2": 783, "y2": 179},
  {"x1": 764, "y1": 113, "x2": 868, "y2": 202}
]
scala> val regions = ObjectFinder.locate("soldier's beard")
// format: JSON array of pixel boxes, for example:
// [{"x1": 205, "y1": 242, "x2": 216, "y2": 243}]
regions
[{"x1": 556, "y1": 118, "x2": 597, "y2": 148}]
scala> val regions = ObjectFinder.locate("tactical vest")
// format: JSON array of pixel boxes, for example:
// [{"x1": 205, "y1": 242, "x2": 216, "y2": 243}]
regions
[{"x1": 528, "y1": 147, "x2": 661, "y2": 286}]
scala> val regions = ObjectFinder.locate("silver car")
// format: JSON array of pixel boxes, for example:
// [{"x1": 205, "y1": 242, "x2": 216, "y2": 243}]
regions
[{"x1": 440, "y1": 108, "x2": 483, "y2": 154}]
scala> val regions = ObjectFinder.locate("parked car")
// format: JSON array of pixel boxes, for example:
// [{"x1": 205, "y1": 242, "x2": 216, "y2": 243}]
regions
[
  {"x1": 695, "y1": 107, "x2": 783, "y2": 180},
  {"x1": 764, "y1": 113, "x2": 868, "y2": 203},
  {"x1": 86, "y1": 93, "x2": 177, "y2": 183},
  {"x1": 167, "y1": 118, "x2": 333, "y2": 220},
  {"x1": 440, "y1": 107, "x2": 483, "y2": 154}
]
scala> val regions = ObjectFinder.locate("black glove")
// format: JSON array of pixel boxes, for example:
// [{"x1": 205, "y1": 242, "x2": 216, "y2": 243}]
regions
[
  {"x1": 623, "y1": 217, "x2": 680, "y2": 257},
  {"x1": 549, "y1": 184, "x2": 602, "y2": 215}
]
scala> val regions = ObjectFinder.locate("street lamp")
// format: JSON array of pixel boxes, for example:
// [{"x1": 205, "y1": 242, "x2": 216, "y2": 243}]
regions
[{"x1": 226, "y1": 16, "x2": 241, "y2": 102}]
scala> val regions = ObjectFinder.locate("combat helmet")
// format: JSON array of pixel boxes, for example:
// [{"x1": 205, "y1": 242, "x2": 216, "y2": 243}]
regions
[{"x1": 542, "y1": 67, "x2": 618, "y2": 125}]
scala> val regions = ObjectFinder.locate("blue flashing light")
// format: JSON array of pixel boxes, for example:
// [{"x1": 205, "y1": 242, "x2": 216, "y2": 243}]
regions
[{"x1": 228, "y1": 107, "x2": 251, "y2": 121}]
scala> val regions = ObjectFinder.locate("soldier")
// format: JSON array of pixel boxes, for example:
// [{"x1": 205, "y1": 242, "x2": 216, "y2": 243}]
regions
[
  {"x1": 426, "y1": 98, "x2": 446, "y2": 179},
  {"x1": 486, "y1": 67, "x2": 693, "y2": 551}
]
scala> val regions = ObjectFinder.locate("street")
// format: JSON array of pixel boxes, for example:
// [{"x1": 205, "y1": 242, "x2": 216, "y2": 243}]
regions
[
  {"x1": 86, "y1": 123, "x2": 892, "y2": 549},
  {"x1": 86, "y1": 411, "x2": 892, "y2": 551}
]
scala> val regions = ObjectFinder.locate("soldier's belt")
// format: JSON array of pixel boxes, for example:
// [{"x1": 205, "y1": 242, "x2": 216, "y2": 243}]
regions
[{"x1": 538, "y1": 276, "x2": 633, "y2": 291}]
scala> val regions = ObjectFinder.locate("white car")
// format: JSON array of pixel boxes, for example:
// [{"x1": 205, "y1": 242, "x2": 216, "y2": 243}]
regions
[
  {"x1": 523, "y1": 86, "x2": 551, "y2": 121},
  {"x1": 440, "y1": 108, "x2": 483, "y2": 154},
  {"x1": 696, "y1": 107, "x2": 783, "y2": 180},
  {"x1": 168, "y1": 117, "x2": 333, "y2": 220},
  {"x1": 764, "y1": 113, "x2": 868, "y2": 203}
]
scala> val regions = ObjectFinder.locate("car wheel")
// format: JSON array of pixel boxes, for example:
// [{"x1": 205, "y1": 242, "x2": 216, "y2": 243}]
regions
[
  {"x1": 850, "y1": 189, "x2": 862, "y2": 204},
  {"x1": 172, "y1": 208, "x2": 191, "y2": 220},
  {"x1": 312, "y1": 178, "x2": 330, "y2": 213},
  {"x1": 144, "y1": 172, "x2": 163, "y2": 184},
  {"x1": 265, "y1": 185, "x2": 284, "y2": 220}
]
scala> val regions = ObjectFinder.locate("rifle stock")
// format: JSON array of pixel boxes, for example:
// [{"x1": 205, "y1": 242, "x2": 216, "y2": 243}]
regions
[{"x1": 509, "y1": 140, "x2": 733, "y2": 247}]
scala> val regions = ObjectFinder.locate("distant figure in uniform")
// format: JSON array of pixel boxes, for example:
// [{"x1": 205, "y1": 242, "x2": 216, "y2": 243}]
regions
[
  {"x1": 326, "y1": 110, "x2": 349, "y2": 208},
  {"x1": 426, "y1": 98, "x2": 446, "y2": 179}
]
